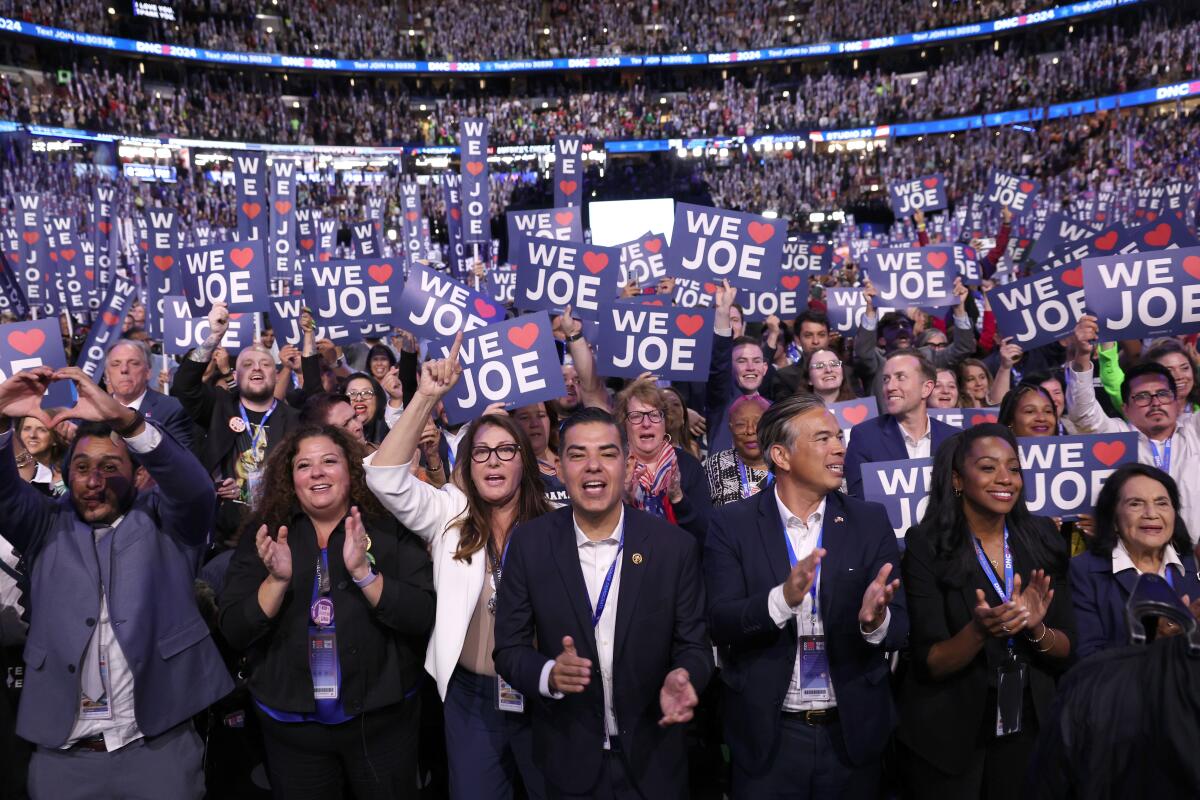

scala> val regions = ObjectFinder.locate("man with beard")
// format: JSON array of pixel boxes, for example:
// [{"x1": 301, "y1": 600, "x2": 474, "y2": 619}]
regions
[
  {"x1": 172, "y1": 302, "x2": 301, "y2": 541},
  {"x1": 0, "y1": 366, "x2": 229, "y2": 798},
  {"x1": 103, "y1": 338, "x2": 194, "y2": 449}
]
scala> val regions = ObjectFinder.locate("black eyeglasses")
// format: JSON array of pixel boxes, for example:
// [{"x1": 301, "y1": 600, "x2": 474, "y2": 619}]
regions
[
  {"x1": 471, "y1": 444, "x2": 521, "y2": 463},
  {"x1": 1129, "y1": 389, "x2": 1176, "y2": 407},
  {"x1": 625, "y1": 410, "x2": 664, "y2": 425},
  {"x1": 347, "y1": 389, "x2": 376, "y2": 401}
]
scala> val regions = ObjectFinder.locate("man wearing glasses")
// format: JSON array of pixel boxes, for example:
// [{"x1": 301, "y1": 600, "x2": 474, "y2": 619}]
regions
[{"x1": 1067, "y1": 315, "x2": 1200, "y2": 547}]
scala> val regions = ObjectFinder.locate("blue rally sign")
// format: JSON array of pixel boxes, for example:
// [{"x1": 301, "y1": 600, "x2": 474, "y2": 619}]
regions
[
  {"x1": 179, "y1": 240, "x2": 271, "y2": 315},
  {"x1": 862, "y1": 457, "x2": 934, "y2": 537},
  {"x1": 1083, "y1": 246, "x2": 1200, "y2": 340},
  {"x1": 1018, "y1": 432, "x2": 1138, "y2": 518},
  {"x1": 987, "y1": 262, "x2": 1087, "y2": 350},
  {"x1": 0, "y1": 317, "x2": 74, "y2": 407},
  {"x1": 888, "y1": 174, "x2": 948, "y2": 217},
  {"x1": 162, "y1": 295, "x2": 256, "y2": 355},
  {"x1": 666, "y1": 202, "x2": 785, "y2": 292},
  {"x1": 432, "y1": 311, "x2": 566, "y2": 425},
  {"x1": 512, "y1": 237, "x2": 620, "y2": 321},
  {"x1": 861, "y1": 246, "x2": 960, "y2": 309},
  {"x1": 594, "y1": 302, "x2": 714, "y2": 381},
  {"x1": 395, "y1": 262, "x2": 503, "y2": 341},
  {"x1": 302, "y1": 257, "x2": 405, "y2": 328}
]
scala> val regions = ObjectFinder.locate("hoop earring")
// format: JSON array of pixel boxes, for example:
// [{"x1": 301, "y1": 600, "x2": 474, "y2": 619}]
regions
[{"x1": 663, "y1": 433, "x2": 673, "y2": 445}]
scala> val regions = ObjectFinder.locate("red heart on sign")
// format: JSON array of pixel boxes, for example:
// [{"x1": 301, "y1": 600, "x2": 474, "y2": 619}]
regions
[
  {"x1": 676, "y1": 314, "x2": 704, "y2": 336},
  {"x1": 374, "y1": 222, "x2": 382, "y2": 231},
  {"x1": 842, "y1": 404, "x2": 870, "y2": 425},
  {"x1": 811, "y1": 245, "x2": 826, "y2": 254},
  {"x1": 926, "y1": 252, "x2": 948, "y2": 269},
  {"x1": 368, "y1": 264, "x2": 392, "y2": 284},
  {"x1": 506, "y1": 322, "x2": 539, "y2": 350},
  {"x1": 274, "y1": 200, "x2": 292, "y2": 216},
  {"x1": 98, "y1": 221, "x2": 111, "y2": 235},
  {"x1": 153, "y1": 255, "x2": 174, "y2": 271},
  {"x1": 703, "y1": 282, "x2": 718, "y2": 294},
  {"x1": 229, "y1": 313, "x2": 244, "y2": 320},
  {"x1": 299, "y1": 238, "x2": 314, "y2": 250},
  {"x1": 1181, "y1": 256, "x2": 1200, "y2": 280},
  {"x1": 643, "y1": 299, "x2": 664, "y2": 306},
  {"x1": 102, "y1": 311, "x2": 120, "y2": 326},
  {"x1": 465, "y1": 161, "x2": 485, "y2": 176},
  {"x1": 1143, "y1": 223, "x2": 1172, "y2": 248},
  {"x1": 450, "y1": 207, "x2": 461, "y2": 221},
  {"x1": 1096, "y1": 212, "x2": 1108, "y2": 221},
  {"x1": 1061, "y1": 266, "x2": 1084, "y2": 288},
  {"x1": 923, "y1": 177, "x2": 939, "y2": 189},
  {"x1": 1019, "y1": 181, "x2": 1035, "y2": 194},
  {"x1": 230, "y1": 247, "x2": 254, "y2": 269},
  {"x1": 319, "y1": 253, "x2": 331, "y2": 262},
  {"x1": 747, "y1": 221, "x2": 775, "y2": 245},
  {"x1": 6, "y1": 253, "x2": 16, "y2": 263},
  {"x1": 139, "y1": 241, "x2": 149, "y2": 251},
  {"x1": 22, "y1": 231, "x2": 38, "y2": 245},
  {"x1": 1094, "y1": 230, "x2": 1119, "y2": 251},
  {"x1": 1091, "y1": 440, "x2": 1125, "y2": 467},
  {"x1": 644, "y1": 238, "x2": 662, "y2": 254},
  {"x1": 85, "y1": 270, "x2": 94, "y2": 281},
  {"x1": 48, "y1": 252, "x2": 57, "y2": 262},
  {"x1": 242, "y1": 202, "x2": 262, "y2": 220},
  {"x1": 405, "y1": 211, "x2": 418, "y2": 222},
  {"x1": 474, "y1": 297, "x2": 497, "y2": 318},
  {"x1": 554, "y1": 211, "x2": 574, "y2": 226},
  {"x1": 781, "y1": 275, "x2": 802, "y2": 290},
  {"x1": 60, "y1": 249, "x2": 76, "y2": 261},
  {"x1": 582, "y1": 251, "x2": 609, "y2": 274},
  {"x1": 558, "y1": 180, "x2": 577, "y2": 196},
  {"x1": 970, "y1": 412, "x2": 998, "y2": 426},
  {"x1": 7, "y1": 328, "x2": 44, "y2": 356},
  {"x1": 1146, "y1": 211, "x2": 1158, "y2": 222}
]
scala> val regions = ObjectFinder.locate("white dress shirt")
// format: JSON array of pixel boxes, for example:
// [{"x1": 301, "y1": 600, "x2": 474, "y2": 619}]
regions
[
  {"x1": 900, "y1": 415, "x2": 933, "y2": 459},
  {"x1": 1112, "y1": 539, "x2": 1184, "y2": 580},
  {"x1": 767, "y1": 494, "x2": 890, "y2": 711},
  {"x1": 1068, "y1": 365, "x2": 1200, "y2": 545},
  {"x1": 63, "y1": 422, "x2": 161, "y2": 751},
  {"x1": 119, "y1": 390, "x2": 148, "y2": 411},
  {"x1": 539, "y1": 509, "x2": 625, "y2": 741}
]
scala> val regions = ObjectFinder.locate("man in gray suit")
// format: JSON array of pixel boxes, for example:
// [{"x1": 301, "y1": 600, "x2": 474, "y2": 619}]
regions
[{"x1": 0, "y1": 365, "x2": 231, "y2": 799}]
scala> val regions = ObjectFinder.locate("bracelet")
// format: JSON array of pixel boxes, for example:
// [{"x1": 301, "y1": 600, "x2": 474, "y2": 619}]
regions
[
  {"x1": 353, "y1": 569, "x2": 378, "y2": 589},
  {"x1": 114, "y1": 410, "x2": 145, "y2": 438},
  {"x1": 1037, "y1": 627, "x2": 1057, "y2": 653},
  {"x1": 1026, "y1": 623, "x2": 1049, "y2": 644},
  {"x1": 565, "y1": 332, "x2": 584, "y2": 343}
]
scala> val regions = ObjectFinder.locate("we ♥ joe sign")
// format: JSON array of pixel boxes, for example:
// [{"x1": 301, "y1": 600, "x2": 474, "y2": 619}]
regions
[
  {"x1": 396, "y1": 263, "x2": 503, "y2": 341},
  {"x1": 302, "y1": 258, "x2": 405, "y2": 328},
  {"x1": 987, "y1": 262, "x2": 1086, "y2": 350},
  {"x1": 985, "y1": 171, "x2": 1040, "y2": 214},
  {"x1": 861, "y1": 246, "x2": 960, "y2": 309},
  {"x1": 179, "y1": 240, "x2": 270, "y2": 315},
  {"x1": 888, "y1": 174, "x2": 948, "y2": 217},
  {"x1": 594, "y1": 303, "x2": 714, "y2": 381},
  {"x1": 434, "y1": 311, "x2": 566, "y2": 425},
  {"x1": 1082, "y1": 246, "x2": 1200, "y2": 340},
  {"x1": 0, "y1": 317, "x2": 75, "y2": 407},
  {"x1": 666, "y1": 202, "x2": 784, "y2": 292},
  {"x1": 828, "y1": 397, "x2": 878, "y2": 443},
  {"x1": 512, "y1": 238, "x2": 620, "y2": 321}
]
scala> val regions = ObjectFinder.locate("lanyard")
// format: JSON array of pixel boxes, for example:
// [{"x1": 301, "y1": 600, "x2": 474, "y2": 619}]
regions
[
  {"x1": 1165, "y1": 565, "x2": 1176, "y2": 589},
  {"x1": 736, "y1": 459, "x2": 774, "y2": 499},
  {"x1": 444, "y1": 436, "x2": 456, "y2": 471},
  {"x1": 240, "y1": 399, "x2": 278, "y2": 466},
  {"x1": 485, "y1": 538, "x2": 512, "y2": 615},
  {"x1": 973, "y1": 527, "x2": 1014, "y2": 650},
  {"x1": 783, "y1": 516, "x2": 824, "y2": 622},
  {"x1": 1150, "y1": 438, "x2": 1172, "y2": 473},
  {"x1": 589, "y1": 530, "x2": 625, "y2": 628}
]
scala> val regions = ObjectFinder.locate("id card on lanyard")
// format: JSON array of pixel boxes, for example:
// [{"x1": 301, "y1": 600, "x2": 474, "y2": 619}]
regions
[
  {"x1": 1150, "y1": 438, "x2": 1172, "y2": 474},
  {"x1": 487, "y1": 539, "x2": 525, "y2": 713},
  {"x1": 973, "y1": 527, "x2": 1025, "y2": 736},
  {"x1": 309, "y1": 549, "x2": 339, "y2": 701},
  {"x1": 784, "y1": 519, "x2": 830, "y2": 701},
  {"x1": 737, "y1": 459, "x2": 773, "y2": 499},
  {"x1": 240, "y1": 399, "x2": 278, "y2": 502}
]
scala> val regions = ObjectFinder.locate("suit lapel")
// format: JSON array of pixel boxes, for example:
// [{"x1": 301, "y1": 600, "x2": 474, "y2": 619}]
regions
[
  {"x1": 817, "y1": 493, "x2": 846, "y2": 616},
  {"x1": 883, "y1": 417, "x2": 908, "y2": 461},
  {"x1": 550, "y1": 512, "x2": 601, "y2": 660},
  {"x1": 756, "y1": 485, "x2": 790, "y2": 586},
  {"x1": 1113, "y1": 568, "x2": 1138, "y2": 599},
  {"x1": 613, "y1": 512, "x2": 650, "y2": 667}
]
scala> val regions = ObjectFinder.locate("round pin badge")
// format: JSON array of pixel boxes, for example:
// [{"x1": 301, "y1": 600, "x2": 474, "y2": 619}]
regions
[
  {"x1": 311, "y1": 597, "x2": 334, "y2": 627},
  {"x1": 229, "y1": 416, "x2": 247, "y2": 433}
]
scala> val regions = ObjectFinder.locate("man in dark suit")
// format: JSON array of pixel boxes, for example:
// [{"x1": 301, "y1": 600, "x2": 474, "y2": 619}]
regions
[
  {"x1": 494, "y1": 407, "x2": 714, "y2": 800},
  {"x1": 704, "y1": 393, "x2": 908, "y2": 799},
  {"x1": 844, "y1": 350, "x2": 956, "y2": 498},
  {"x1": 104, "y1": 338, "x2": 194, "y2": 450}
]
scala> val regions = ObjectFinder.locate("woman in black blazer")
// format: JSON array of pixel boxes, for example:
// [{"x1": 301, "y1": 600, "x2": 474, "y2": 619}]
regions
[
  {"x1": 897, "y1": 423, "x2": 1075, "y2": 800},
  {"x1": 219, "y1": 424, "x2": 435, "y2": 800}
]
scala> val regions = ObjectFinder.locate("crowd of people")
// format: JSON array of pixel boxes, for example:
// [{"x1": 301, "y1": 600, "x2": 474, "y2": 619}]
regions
[
  {"x1": 3, "y1": 0, "x2": 1051, "y2": 61},
  {"x1": 0, "y1": 11, "x2": 1193, "y2": 148}
]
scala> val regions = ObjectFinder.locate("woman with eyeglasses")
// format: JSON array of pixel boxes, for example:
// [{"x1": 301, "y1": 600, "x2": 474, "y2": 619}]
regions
[
  {"x1": 615, "y1": 376, "x2": 712, "y2": 542},
  {"x1": 704, "y1": 394, "x2": 772, "y2": 507},
  {"x1": 799, "y1": 348, "x2": 856, "y2": 405},
  {"x1": 365, "y1": 334, "x2": 552, "y2": 800},
  {"x1": 343, "y1": 372, "x2": 390, "y2": 444}
]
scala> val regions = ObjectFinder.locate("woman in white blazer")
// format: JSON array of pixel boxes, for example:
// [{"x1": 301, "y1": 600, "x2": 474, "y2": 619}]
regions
[{"x1": 364, "y1": 335, "x2": 552, "y2": 800}]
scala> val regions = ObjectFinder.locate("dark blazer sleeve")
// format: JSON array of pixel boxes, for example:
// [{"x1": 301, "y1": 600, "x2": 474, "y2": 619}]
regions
[
  {"x1": 1030, "y1": 522, "x2": 1075, "y2": 673},
  {"x1": 1068, "y1": 555, "x2": 1109, "y2": 662},
  {"x1": 139, "y1": 420, "x2": 217, "y2": 547},
  {"x1": 863, "y1": 503, "x2": 909, "y2": 652},
  {"x1": 670, "y1": 449, "x2": 713, "y2": 546},
  {"x1": 703, "y1": 505, "x2": 778, "y2": 647},
  {"x1": 368, "y1": 523, "x2": 435, "y2": 637},
  {"x1": 899, "y1": 530, "x2": 955, "y2": 681},
  {"x1": 170, "y1": 352, "x2": 219, "y2": 426},
  {"x1": 217, "y1": 519, "x2": 279, "y2": 652},
  {"x1": 670, "y1": 534, "x2": 715, "y2": 691},
  {"x1": 0, "y1": 430, "x2": 56, "y2": 556},
  {"x1": 843, "y1": 420, "x2": 872, "y2": 499},
  {"x1": 398, "y1": 349, "x2": 419, "y2": 406},
  {"x1": 144, "y1": 391, "x2": 196, "y2": 451},
  {"x1": 705, "y1": 332, "x2": 733, "y2": 420},
  {"x1": 492, "y1": 524, "x2": 550, "y2": 699},
  {"x1": 284, "y1": 353, "x2": 325, "y2": 410}
]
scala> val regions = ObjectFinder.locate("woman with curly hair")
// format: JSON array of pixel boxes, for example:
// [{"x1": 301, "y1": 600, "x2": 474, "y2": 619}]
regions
[
  {"x1": 364, "y1": 334, "x2": 552, "y2": 800},
  {"x1": 219, "y1": 424, "x2": 435, "y2": 799}
]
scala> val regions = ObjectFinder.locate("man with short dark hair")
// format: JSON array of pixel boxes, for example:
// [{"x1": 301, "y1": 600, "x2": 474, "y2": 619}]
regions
[
  {"x1": 494, "y1": 406, "x2": 713, "y2": 799},
  {"x1": 104, "y1": 338, "x2": 193, "y2": 449},
  {"x1": 705, "y1": 394, "x2": 907, "y2": 798},
  {"x1": 300, "y1": 392, "x2": 366, "y2": 444},
  {"x1": 0, "y1": 366, "x2": 229, "y2": 799},
  {"x1": 844, "y1": 350, "x2": 956, "y2": 498},
  {"x1": 1066, "y1": 316, "x2": 1200, "y2": 544},
  {"x1": 773, "y1": 311, "x2": 833, "y2": 399}
]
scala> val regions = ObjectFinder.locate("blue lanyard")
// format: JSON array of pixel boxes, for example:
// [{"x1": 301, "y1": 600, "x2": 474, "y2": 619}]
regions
[
  {"x1": 1150, "y1": 438, "x2": 1172, "y2": 473},
  {"x1": 973, "y1": 527, "x2": 1014, "y2": 650},
  {"x1": 1165, "y1": 565, "x2": 1176, "y2": 589},
  {"x1": 736, "y1": 459, "x2": 774, "y2": 499},
  {"x1": 783, "y1": 516, "x2": 824, "y2": 621},
  {"x1": 444, "y1": 435, "x2": 456, "y2": 470},
  {"x1": 589, "y1": 530, "x2": 625, "y2": 628},
  {"x1": 239, "y1": 399, "x2": 278, "y2": 466}
]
